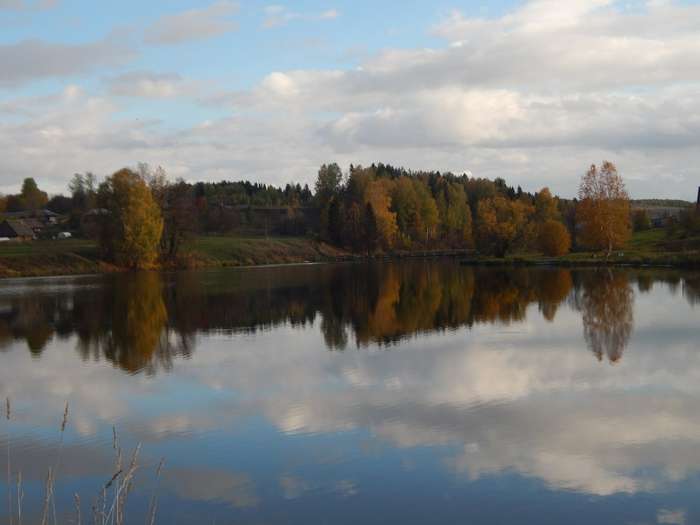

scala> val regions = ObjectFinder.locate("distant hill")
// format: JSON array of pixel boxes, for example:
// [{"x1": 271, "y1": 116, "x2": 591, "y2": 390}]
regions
[{"x1": 631, "y1": 199, "x2": 693, "y2": 208}]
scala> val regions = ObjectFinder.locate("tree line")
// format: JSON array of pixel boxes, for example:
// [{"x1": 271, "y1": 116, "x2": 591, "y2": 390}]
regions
[
  {"x1": 313, "y1": 161, "x2": 631, "y2": 258},
  {"x1": 1, "y1": 160, "x2": 636, "y2": 268}
]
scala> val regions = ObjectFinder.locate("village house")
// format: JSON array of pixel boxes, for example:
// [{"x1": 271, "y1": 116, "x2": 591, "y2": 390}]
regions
[
  {"x1": 0, "y1": 219, "x2": 35, "y2": 241},
  {"x1": 2, "y1": 210, "x2": 60, "y2": 236}
]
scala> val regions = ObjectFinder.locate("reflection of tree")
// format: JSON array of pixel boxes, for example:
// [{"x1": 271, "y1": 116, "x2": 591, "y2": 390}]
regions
[
  {"x1": 318, "y1": 264, "x2": 572, "y2": 347},
  {"x1": 104, "y1": 272, "x2": 167, "y2": 373},
  {"x1": 0, "y1": 294, "x2": 61, "y2": 356},
  {"x1": 682, "y1": 273, "x2": 700, "y2": 306},
  {"x1": 636, "y1": 273, "x2": 654, "y2": 294},
  {"x1": 536, "y1": 270, "x2": 574, "y2": 322},
  {"x1": 5, "y1": 265, "x2": 698, "y2": 371},
  {"x1": 580, "y1": 270, "x2": 634, "y2": 363}
]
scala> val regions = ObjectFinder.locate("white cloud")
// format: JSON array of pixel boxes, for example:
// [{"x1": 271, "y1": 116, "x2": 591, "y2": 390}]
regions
[
  {"x1": 145, "y1": 1, "x2": 239, "y2": 45},
  {"x1": 0, "y1": 35, "x2": 133, "y2": 87},
  {"x1": 0, "y1": 0, "x2": 57, "y2": 10},
  {"x1": 2, "y1": 0, "x2": 700, "y2": 197},
  {"x1": 262, "y1": 4, "x2": 340, "y2": 28},
  {"x1": 105, "y1": 71, "x2": 197, "y2": 99},
  {"x1": 223, "y1": 0, "x2": 700, "y2": 197}
]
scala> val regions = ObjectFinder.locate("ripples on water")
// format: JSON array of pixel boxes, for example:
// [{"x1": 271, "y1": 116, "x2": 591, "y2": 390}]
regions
[{"x1": 0, "y1": 262, "x2": 699, "y2": 524}]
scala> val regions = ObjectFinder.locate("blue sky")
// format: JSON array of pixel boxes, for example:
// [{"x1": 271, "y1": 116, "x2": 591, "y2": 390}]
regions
[{"x1": 1, "y1": 0, "x2": 699, "y2": 198}]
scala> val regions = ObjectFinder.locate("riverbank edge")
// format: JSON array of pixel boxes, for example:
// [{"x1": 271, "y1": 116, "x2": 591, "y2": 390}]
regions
[
  {"x1": 459, "y1": 253, "x2": 700, "y2": 269},
  {"x1": 1, "y1": 238, "x2": 698, "y2": 279}
]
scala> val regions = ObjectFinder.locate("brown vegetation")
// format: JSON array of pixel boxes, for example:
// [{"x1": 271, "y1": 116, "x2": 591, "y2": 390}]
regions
[{"x1": 577, "y1": 162, "x2": 631, "y2": 255}]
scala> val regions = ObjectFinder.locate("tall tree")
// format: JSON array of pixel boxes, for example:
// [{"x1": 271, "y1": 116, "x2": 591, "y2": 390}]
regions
[
  {"x1": 20, "y1": 178, "x2": 48, "y2": 212},
  {"x1": 327, "y1": 197, "x2": 344, "y2": 245},
  {"x1": 414, "y1": 180, "x2": 439, "y2": 243},
  {"x1": 538, "y1": 220, "x2": 571, "y2": 256},
  {"x1": 577, "y1": 162, "x2": 631, "y2": 256},
  {"x1": 315, "y1": 163, "x2": 343, "y2": 206},
  {"x1": 364, "y1": 202, "x2": 379, "y2": 254},
  {"x1": 343, "y1": 202, "x2": 365, "y2": 251},
  {"x1": 365, "y1": 179, "x2": 398, "y2": 249},
  {"x1": 534, "y1": 187, "x2": 560, "y2": 223},
  {"x1": 444, "y1": 182, "x2": 473, "y2": 248},
  {"x1": 98, "y1": 169, "x2": 164, "y2": 269},
  {"x1": 162, "y1": 180, "x2": 196, "y2": 259},
  {"x1": 391, "y1": 177, "x2": 419, "y2": 246}
]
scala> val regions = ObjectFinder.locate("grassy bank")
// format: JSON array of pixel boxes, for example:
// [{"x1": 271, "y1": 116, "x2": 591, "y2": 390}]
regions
[
  {"x1": 0, "y1": 236, "x2": 350, "y2": 278},
  {"x1": 183, "y1": 236, "x2": 349, "y2": 267},
  {"x1": 461, "y1": 229, "x2": 700, "y2": 268},
  {"x1": 0, "y1": 239, "x2": 118, "y2": 278},
  {"x1": 1, "y1": 229, "x2": 699, "y2": 279}
]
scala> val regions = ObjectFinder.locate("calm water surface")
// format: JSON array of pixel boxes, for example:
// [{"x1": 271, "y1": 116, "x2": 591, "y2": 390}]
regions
[{"x1": 1, "y1": 262, "x2": 699, "y2": 524}]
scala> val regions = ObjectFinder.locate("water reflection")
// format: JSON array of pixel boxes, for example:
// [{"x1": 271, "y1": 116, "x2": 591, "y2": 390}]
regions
[
  {"x1": 578, "y1": 269, "x2": 634, "y2": 363},
  {"x1": 0, "y1": 264, "x2": 697, "y2": 372},
  {"x1": 1, "y1": 264, "x2": 700, "y2": 524}
]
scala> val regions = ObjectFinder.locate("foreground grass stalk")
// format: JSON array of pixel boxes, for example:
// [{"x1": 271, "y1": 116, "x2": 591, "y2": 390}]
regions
[
  {"x1": 16, "y1": 472, "x2": 23, "y2": 525},
  {"x1": 6, "y1": 397, "x2": 12, "y2": 525},
  {"x1": 39, "y1": 467, "x2": 53, "y2": 525},
  {"x1": 147, "y1": 459, "x2": 165, "y2": 525},
  {"x1": 74, "y1": 494, "x2": 80, "y2": 525},
  {"x1": 5, "y1": 402, "x2": 158, "y2": 525}
]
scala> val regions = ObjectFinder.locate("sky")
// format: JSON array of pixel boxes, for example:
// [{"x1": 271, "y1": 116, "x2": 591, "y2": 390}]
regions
[{"x1": 0, "y1": 0, "x2": 699, "y2": 198}]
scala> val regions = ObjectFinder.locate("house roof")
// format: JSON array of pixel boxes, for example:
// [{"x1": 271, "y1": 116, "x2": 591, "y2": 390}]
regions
[
  {"x1": 3, "y1": 209, "x2": 59, "y2": 219},
  {"x1": 3, "y1": 220, "x2": 34, "y2": 237}
]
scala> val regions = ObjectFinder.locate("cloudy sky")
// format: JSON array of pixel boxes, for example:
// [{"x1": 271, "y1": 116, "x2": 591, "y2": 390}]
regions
[{"x1": 1, "y1": 0, "x2": 699, "y2": 198}]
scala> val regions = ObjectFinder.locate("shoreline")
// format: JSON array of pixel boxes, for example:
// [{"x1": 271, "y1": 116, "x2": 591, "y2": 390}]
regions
[
  {"x1": 0, "y1": 236, "x2": 698, "y2": 280},
  {"x1": 459, "y1": 252, "x2": 700, "y2": 270}
]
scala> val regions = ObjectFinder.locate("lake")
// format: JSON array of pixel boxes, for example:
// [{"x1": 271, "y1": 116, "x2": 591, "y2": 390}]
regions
[{"x1": 1, "y1": 261, "x2": 699, "y2": 524}]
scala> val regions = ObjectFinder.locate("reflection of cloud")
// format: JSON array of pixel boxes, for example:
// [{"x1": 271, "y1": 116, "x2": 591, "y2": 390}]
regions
[
  {"x1": 278, "y1": 474, "x2": 357, "y2": 500},
  {"x1": 1, "y1": 268, "x2": 700, "y2": 511},
  {"x1": 658, "y1": 508, "x2": 686, "y2": 525},
  {"x1": 279, "y1": 475, "x2": 311, "y2": 500},
  {"x1": 164, "y1": 468, "x2": 258, "y2": 508},
  {"x1": 0, "y1": 437, "x2": 117, "y2": 482}
]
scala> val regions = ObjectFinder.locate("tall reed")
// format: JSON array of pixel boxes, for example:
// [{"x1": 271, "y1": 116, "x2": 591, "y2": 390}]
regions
[{"x1": 3, "y1": 398, "x2": 162, "y2": 525}]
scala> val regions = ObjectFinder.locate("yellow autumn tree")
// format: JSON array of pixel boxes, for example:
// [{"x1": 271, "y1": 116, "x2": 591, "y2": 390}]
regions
[
  {"x1": 538, "y1": 220, "x2": 571, "y2": 256},
  {"x1": 476, "y1": 195, "x2": 533, "y2": 257},
  {"x1": 534, "y1": 187, "x2": 560, "y2": 222},
  {"x1": 98, "y1": 168, "x2": 164, "y2": 269},
  {"x1": 365, "y1": 179, "x2": 398, "y2": 249},
  {"x1": 577, "y1": 162, "x2": 631, "y2": 256},
  {"x1": 444, "y1": 182, "x2": 473, "y2": 248}
]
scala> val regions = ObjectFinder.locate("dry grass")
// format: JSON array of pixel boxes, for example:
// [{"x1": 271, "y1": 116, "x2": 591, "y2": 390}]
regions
[{"x1": 3, "y1": 397, "x2": 163, "y2": 525}]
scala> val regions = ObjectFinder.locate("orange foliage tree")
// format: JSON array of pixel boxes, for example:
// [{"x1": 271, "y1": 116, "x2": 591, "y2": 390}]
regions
[
  {"x1": 365, "y1": 179, "x2": 398, "y2": 250},
  {"x1": 476, "y1": 195, "x2": 533, "y2": 257},
  {"x1": 577, "y1": 162, "x2": 631, "y2": 255},
  {"x1": 538, "y1": 220, "x2": 571, "y2": 256},
  {"x1": 98, "y1": 169, "x2": 164, "y2": 269}
]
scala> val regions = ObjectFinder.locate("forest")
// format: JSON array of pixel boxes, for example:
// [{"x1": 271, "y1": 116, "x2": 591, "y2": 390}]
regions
[{"x1": 1, "y1": 161, "x2": 697, "y2": 270}]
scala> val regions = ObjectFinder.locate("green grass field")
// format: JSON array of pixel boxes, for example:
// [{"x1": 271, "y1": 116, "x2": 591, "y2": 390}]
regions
[
  {"x1": 0, "y1": 229, "x2": 699, "y2": 279},
  {"x1": 627, "y1": 228, "x2": 667, "y2": 251},
  {"x1": 0, "y1": 239, "x2": 97, "y2": 258},
  {"x1": 186, "y1": 236, "x2": 346, "y2": 266},
  {"x1": 0, "y1": 239, "x2": 105, "y2": 278}
]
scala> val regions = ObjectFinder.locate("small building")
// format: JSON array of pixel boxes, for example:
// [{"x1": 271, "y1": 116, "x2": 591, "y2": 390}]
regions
[
  {"x1": 2, "y1": 209, "x2": 59, "y2": 225},
  {"x1": 0, "y1": 220, "x2": 35, "y2": 240}
]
